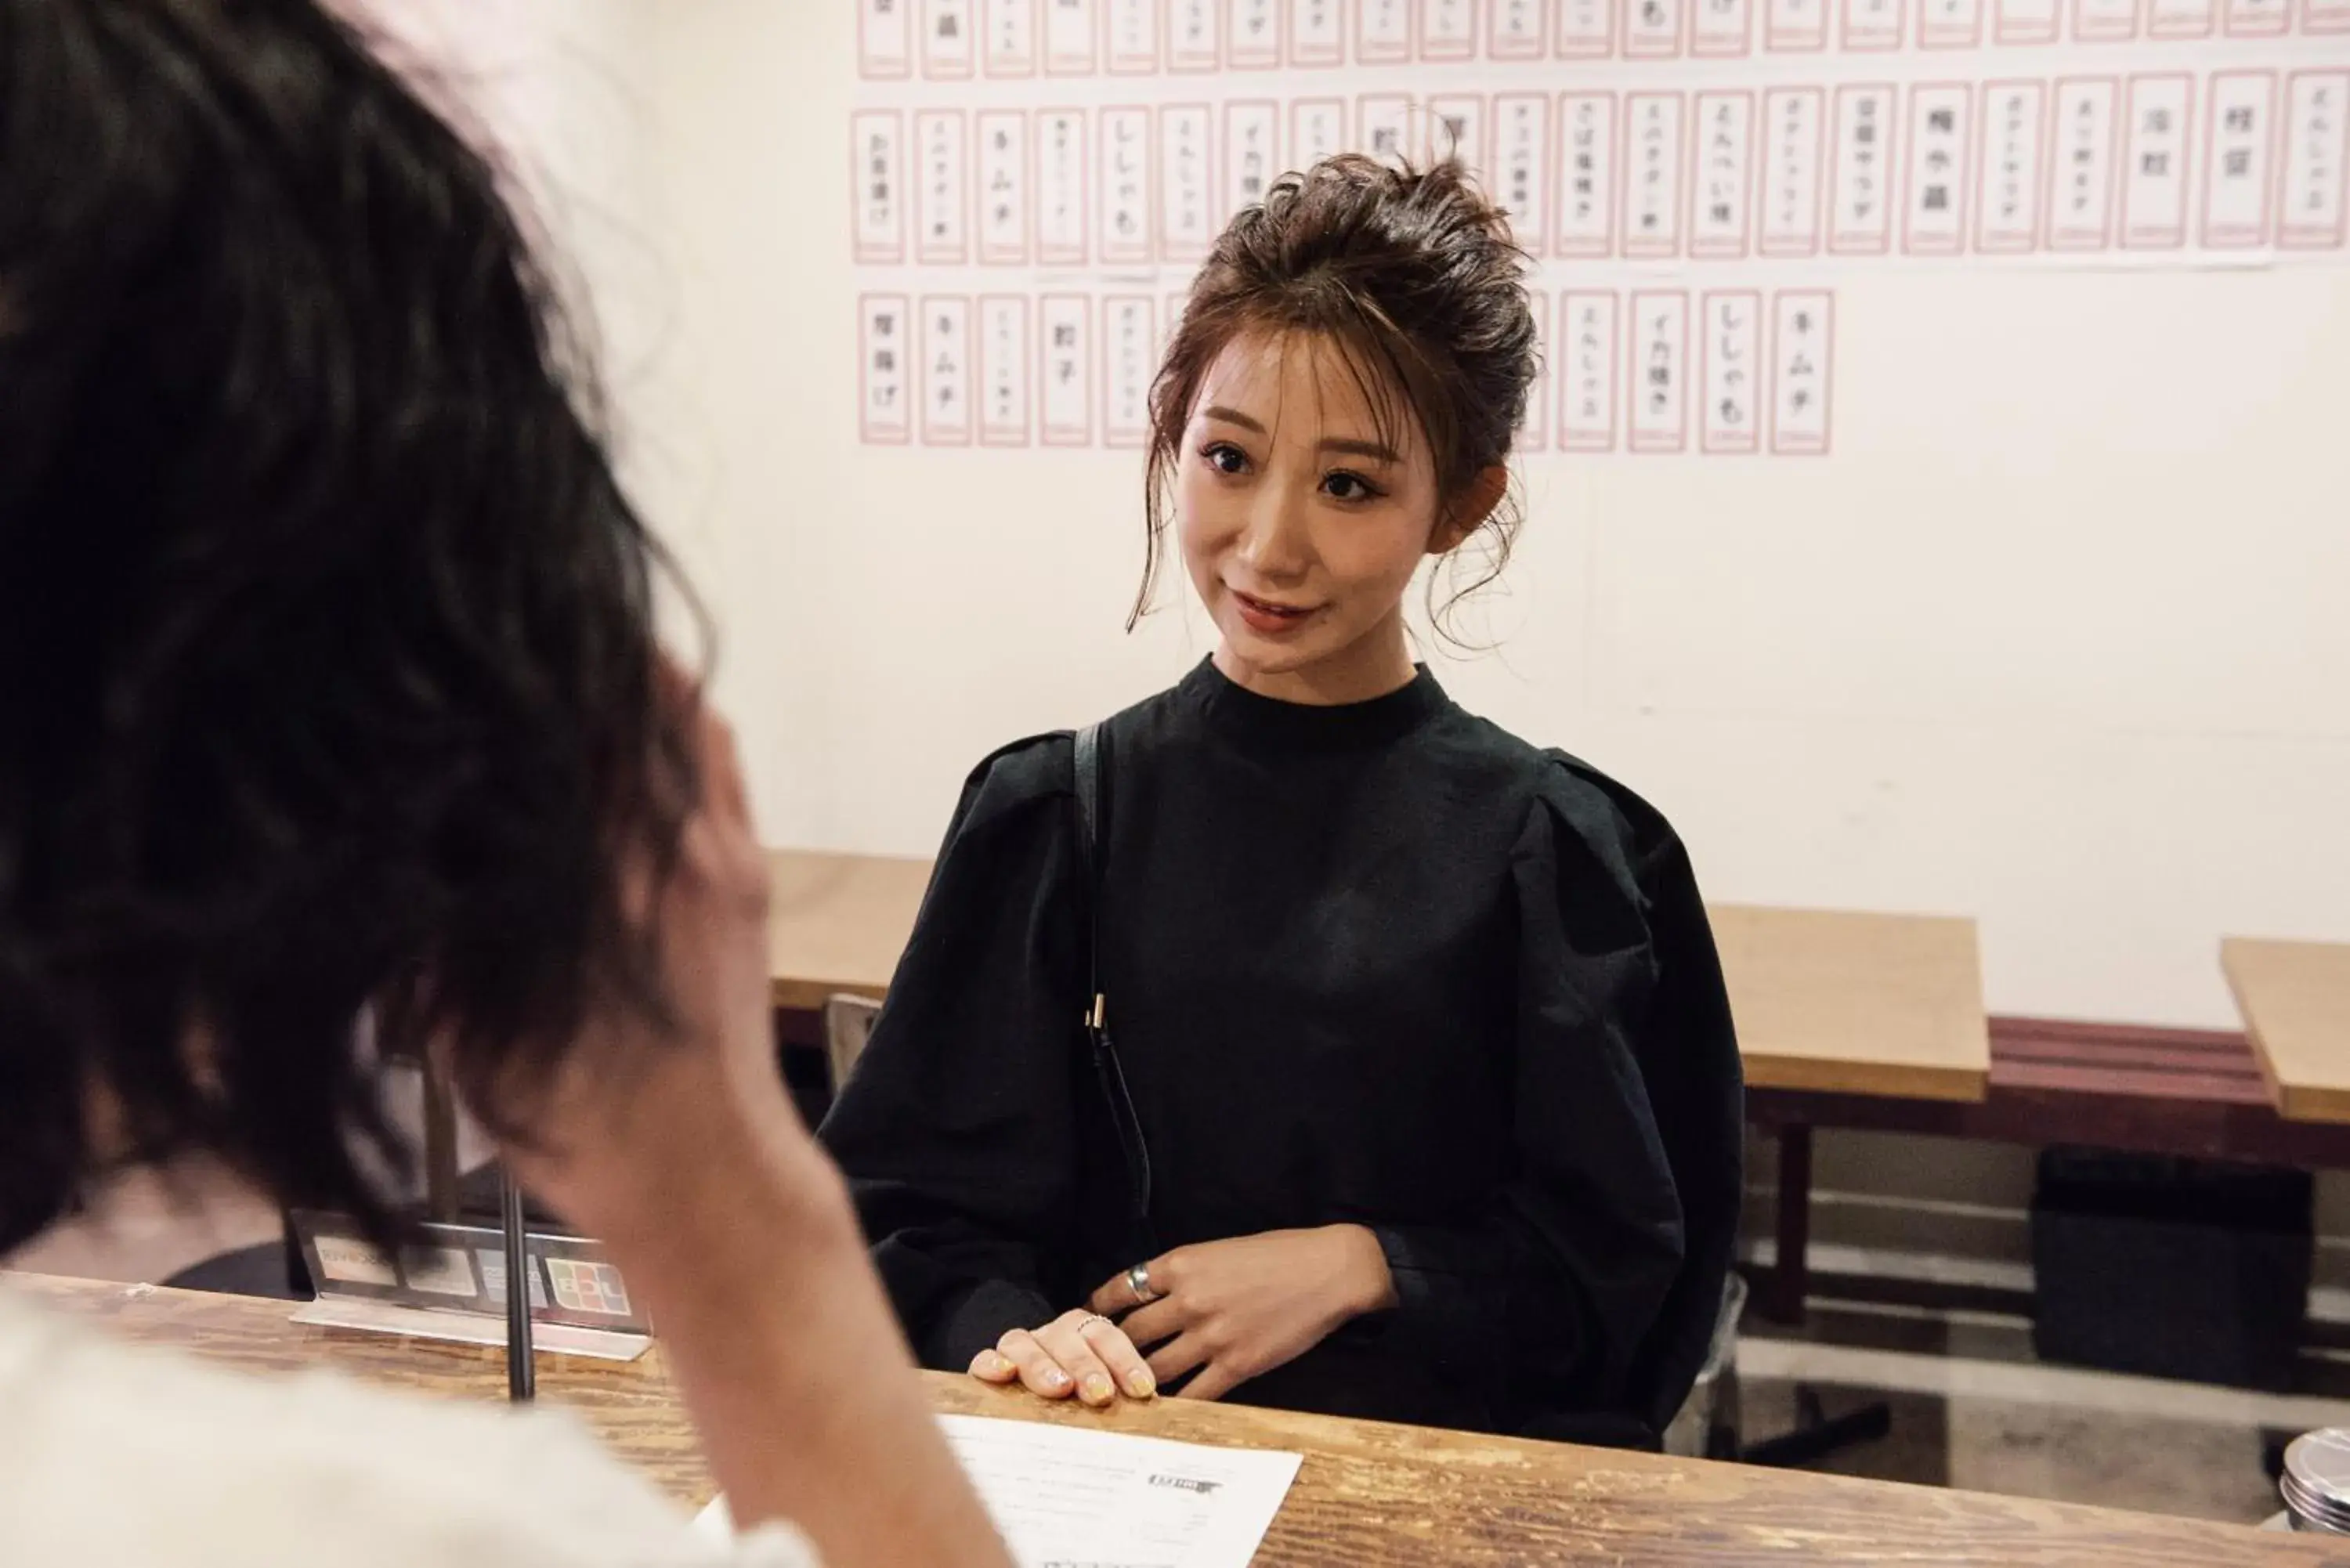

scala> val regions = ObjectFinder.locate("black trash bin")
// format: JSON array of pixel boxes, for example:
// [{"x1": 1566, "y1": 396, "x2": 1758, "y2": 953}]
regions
[{"x1": 2030, "y1": 1147, "x2": 2312, "y2": 1391}]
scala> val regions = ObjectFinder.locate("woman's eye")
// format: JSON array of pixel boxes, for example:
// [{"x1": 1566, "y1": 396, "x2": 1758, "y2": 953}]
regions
[
  {"x1": 1323, "y1": 470, "x2": 1380, "y2": 502},
  {"x1": 1202, "y1": 443, "x2": 1249, "y2": 475}
]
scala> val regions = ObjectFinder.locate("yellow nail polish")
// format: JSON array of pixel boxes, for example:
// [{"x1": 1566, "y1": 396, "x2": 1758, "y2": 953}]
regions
[
  {"x1": 1083, "y1": 1373, "x2": 1115, "y2": 1404},
  {"x1": 1126, "y1": 1368, "x2": 1157, "y2": 1398}
]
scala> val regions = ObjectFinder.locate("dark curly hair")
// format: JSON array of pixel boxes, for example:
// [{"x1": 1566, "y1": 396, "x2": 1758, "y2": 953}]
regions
[
  {"x1": 1137, "y1": 155, "x2": 1539, "y2": 635},
  {"x1": 0, "y1": 0, "x2": 698, "y2": 1252}
]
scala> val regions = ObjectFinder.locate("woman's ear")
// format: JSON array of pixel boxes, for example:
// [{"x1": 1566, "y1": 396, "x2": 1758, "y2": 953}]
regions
[{"x1": 1429, "y1": 464, "x2": 1509, "y2": 555}]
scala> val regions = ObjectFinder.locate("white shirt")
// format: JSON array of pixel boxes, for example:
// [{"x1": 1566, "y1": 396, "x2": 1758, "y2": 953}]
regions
[{"x1": 0, "y1": 1288, "x2": 815, "y2": 1568}]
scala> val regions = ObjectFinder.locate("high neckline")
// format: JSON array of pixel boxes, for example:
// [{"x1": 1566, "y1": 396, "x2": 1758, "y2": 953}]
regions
[{"x1": 1178, "y1": 656, "x2": 1450, "y2": 752}]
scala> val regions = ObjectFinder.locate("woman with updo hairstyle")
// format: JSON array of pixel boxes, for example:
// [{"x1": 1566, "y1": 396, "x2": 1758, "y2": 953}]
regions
[{"x1": 824, "y1": 156, "x2": 1743, "y2": 1447}]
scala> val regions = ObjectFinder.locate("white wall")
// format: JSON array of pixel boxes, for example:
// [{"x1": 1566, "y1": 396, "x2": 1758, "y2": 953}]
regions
[
  {"x1": 466, "y1": 5, "x2": 2350, "y2": 1032},
  {"x1": 347, "y1": 0, "x2": 697, "y2": 605}
]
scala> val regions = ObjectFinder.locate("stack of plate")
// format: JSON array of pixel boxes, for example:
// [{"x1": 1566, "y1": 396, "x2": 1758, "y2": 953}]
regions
[{"x1": 2282, "y1": 1430, "x2": 2350, "y2": 1534}]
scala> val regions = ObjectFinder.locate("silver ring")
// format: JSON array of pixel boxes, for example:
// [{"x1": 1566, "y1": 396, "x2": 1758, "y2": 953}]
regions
[
  {"x1": 1125, "y1": 1263, "x2": 1159, "y2": 1305},
  {"x1": 1079, "y1": 1312, "x2": 1112, "y2": 1331}
]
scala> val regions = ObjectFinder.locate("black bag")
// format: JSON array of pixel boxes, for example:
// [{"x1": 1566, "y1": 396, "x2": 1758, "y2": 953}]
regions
[{"x1": 1073, "y1": 721, "x2": 1155, "y2": 1254}]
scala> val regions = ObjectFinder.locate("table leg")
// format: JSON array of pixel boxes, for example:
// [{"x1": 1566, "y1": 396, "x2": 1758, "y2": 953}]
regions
[{"x1": 1768, "y1": 1124, "x2": 1813, "y2": 1325}]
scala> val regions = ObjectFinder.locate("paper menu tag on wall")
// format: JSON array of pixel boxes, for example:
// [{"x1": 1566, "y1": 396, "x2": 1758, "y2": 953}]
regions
[{"x1": 697, "y1": 1413, "x2": 1302, "y2": 1568}]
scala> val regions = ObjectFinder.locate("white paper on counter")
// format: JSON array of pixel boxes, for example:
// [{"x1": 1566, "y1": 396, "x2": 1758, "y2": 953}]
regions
[{"x1": 697, "y1": 1412, "x2": 1301, "y2": 1568}]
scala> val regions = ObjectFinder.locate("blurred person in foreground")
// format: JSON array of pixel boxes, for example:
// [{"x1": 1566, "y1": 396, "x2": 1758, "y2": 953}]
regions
[{"x1": 0, "y1": 3, "x2": 1008, "y2": 1566}]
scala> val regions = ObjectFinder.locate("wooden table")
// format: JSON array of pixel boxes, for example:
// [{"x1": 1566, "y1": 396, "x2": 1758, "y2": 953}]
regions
[
  {"x1": 11, "y1": 1273, "x2": 2326, "y2": 1566},
  {"x1": 1707, "y1": 905, "x2": 1990, "y2": 1324},
  {"x1": 765, "y1": 849, "x2": 931, "y2": 1011},
  {"x1": 2224, "y1": 938, "x2": 2350, "y2": 1125},
  {"x1": 1710, "y1": 905, "x2": 1990, "y2": 1104}
]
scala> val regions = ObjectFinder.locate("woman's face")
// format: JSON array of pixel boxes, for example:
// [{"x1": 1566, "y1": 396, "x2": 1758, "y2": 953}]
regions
[{"x1": 1175, "y1": 329, "x2": 1448, "y2": 704}]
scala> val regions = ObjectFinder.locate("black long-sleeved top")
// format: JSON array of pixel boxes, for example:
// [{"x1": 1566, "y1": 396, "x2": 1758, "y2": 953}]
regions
[{"x1": 819, "y1": 660, "x2": 1743, "y2": 1443}]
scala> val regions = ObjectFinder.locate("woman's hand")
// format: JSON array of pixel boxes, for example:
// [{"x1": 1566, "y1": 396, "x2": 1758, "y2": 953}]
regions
[
  {"x1": 971, "y1": 1308, "x2": 1159, "y2": 1405},
  {"x1": 1088, "y1": 1227, "x2": 1398, "y2": 1403}
]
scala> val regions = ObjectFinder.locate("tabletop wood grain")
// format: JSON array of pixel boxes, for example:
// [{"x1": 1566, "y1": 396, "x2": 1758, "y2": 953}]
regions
[{"x1": 13, "y1": 1273, "x2": 2335, "y2": 1566}]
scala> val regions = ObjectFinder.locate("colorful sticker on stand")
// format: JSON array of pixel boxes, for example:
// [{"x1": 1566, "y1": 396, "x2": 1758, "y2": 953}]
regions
[{"x1": 547, "y1": 1257, "x2": 634, "y2": 1317}]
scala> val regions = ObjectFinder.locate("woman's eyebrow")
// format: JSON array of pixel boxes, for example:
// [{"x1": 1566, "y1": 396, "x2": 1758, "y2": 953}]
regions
[
  {"x1": 1318, "y1": 436, "x2": 1400, "y2": 464},
  {"x1": 1201, "y1": 406, "x2": 1399, "y2": 464}
]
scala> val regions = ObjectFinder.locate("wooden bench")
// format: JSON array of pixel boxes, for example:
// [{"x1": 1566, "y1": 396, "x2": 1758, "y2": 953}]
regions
[{"x1": 1748, "y1": 1015, "x2": 2350, "y2": 1321}]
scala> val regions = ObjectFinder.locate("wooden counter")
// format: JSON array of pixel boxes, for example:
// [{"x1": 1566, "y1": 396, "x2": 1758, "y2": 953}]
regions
[{"x1": 12, "y1": 1274, "x2": 2325, "y2": 1566}]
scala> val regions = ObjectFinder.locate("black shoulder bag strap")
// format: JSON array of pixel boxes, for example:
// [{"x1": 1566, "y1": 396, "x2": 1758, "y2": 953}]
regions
[{"x1": 1073, "y1": 722, "x2": 1154, "y2": 1247}]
